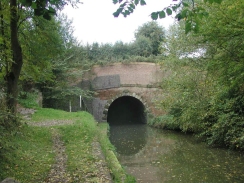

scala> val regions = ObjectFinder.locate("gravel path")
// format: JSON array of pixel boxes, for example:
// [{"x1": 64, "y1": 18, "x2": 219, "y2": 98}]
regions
[
  {"x1": 44, "y1": 129, "x2": 71, "y2": 183},
  {"x1": 29, "y1": 120, "x2": 74, "y2": 127},
  {"x1": 92, "y1": 142, "x2": 113, "y2": 183}
]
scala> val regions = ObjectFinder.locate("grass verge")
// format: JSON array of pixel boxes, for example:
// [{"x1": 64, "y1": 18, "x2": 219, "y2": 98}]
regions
[
  {"x1": 31, "y1": 108, "x2": 83, "y2": 121},
  {"x1": 57, "y1": 113, "x2": 101, "y2": 182},
  {"x1": 1, "y1": 108, "x2": 134, "y2": 182},
  {"x1": 0, "y1": 124, "x2": 54, "y2": 182}
]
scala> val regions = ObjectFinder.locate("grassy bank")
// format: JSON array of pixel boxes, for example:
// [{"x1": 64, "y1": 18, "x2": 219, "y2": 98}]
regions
[
  {"x1": 0, "y1": 108, "x2": 132, "y2": 182},
  {"x1": 0, "y1": 124, "x2": 54, "y2": 182}
]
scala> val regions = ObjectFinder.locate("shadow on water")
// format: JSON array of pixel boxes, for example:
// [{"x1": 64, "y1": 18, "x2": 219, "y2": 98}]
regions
[
  {"x1": 109, "y1": 124, "x2": 147, "y2": 155},
  {"x1": 109, "y1": 124, "x2": 244, "y2": 183}
]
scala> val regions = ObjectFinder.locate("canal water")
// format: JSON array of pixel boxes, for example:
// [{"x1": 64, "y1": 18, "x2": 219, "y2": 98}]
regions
[{"x1": 109, "y1": 124, "x2": 244, "y2": 183}]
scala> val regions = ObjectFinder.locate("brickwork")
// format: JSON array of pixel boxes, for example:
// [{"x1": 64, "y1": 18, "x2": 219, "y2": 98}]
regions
[
  {"x1": 84, "y1": 62, "x2": 164, "y2": 86},
  {"x1": 80, "y1": 62, "x2": 165, "y2": 122}
]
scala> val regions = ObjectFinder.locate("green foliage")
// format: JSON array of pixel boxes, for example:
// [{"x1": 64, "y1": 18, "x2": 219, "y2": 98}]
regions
[
  {"x1": 0, "y1": 126, "x2": 15, "y2": 179},
  {"x1": 18, "y1": 91, "x2": 40, "y2": 109},
  {"x1": 196, "y1": 0, "x2": 244, "y2": 149},
  {"x1": 132, "y1": 36, "x2": 153, "y2": 57},
  {"x1": 199, "y1": 92, "x2": 244, "y2": 150},
  {"x1": 1, "y1": 0, "x2": 82, "y2": 116},
  {"x1": 163, "y1": 21, "x2": 206, "y2": 60},
  {"x1": 28, "y1": 15, "x2": 94, "y2": 110},
  {"x1": 68, "y1": 21, "x2": 166, "y2": 65},
  {"x1": 0, "y1": 88, "x2": 21, "y2": 129},
  {"x1": 113, "y1": 0, "x2": 223, "y2": 34},
  {"x1": 19, "y1": 0, "x2": 82, "y2": 20},
  {"x1": 19, "y1": 13, "x2": 78, "y2": 84},
  {"x1": 148, "y1": 115, "x2": 180, "y2": 130},
  {"x1": 134, "y1": 21, "x2": 165, "y2": 55},
  {"x1": 113, "y1": 0, "x2": 145, "y2": 18},
  {"x1": 124, "y1": 175, "x2": 136, "y2": 183},
  {"x1": 65, "y1": 41, "x2": 165, "y2": 67},
  {"x1": 152, "y1": 0, "x2": 244, "y2": 151}
]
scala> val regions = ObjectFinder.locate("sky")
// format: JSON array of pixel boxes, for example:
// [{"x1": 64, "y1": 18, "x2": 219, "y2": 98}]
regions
[{"x1": 63, "y1": 0, "x2": 178, "y2": 45}]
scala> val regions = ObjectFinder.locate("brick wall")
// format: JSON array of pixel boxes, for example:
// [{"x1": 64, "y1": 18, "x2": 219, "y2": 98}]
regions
[
  {"x1": 84, "y1": 62, "x2": 164, "y2": 87},
  {"x1": 81, "y1": 62, "x2": 165, "y2": 122}
]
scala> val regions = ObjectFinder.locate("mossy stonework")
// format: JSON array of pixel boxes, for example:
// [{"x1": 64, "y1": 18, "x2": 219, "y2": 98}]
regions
[{"x1": 81, "y1": 62, "x2": 165, "y2": 122}]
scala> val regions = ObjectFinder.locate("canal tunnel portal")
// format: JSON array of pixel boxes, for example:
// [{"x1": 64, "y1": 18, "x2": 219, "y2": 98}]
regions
[
  {"x1": 78, "y1": 62, "x2": 165, "y2": 122},
  {"x1": 107, "y1": 96, "x2": 147, "y2": 125}
]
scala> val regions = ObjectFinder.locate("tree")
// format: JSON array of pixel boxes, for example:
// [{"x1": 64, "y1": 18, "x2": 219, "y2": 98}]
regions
[
  {"x1": 112, "y1": 41, "x2": 132, "y2": 59},
  {"x1": 164, "y1": 21, "x2": 205, "y2": 60},
  {"x1": 197, "y1": 0, "x2": 244, "y2": 149},
  {"x1": 1, "y1": 0, "x2": 80, "y2": 121},
  {"x1": 134, "y1": 21, "x2": 165, "y2": 55},
  {"x1": 20, "y1": 17, "x2": 60, "y2": 86},
  {"x1": 154, "y1": 0, "x2": 244, "y2": 150},
  {"x1": 5, "y1": 0, "x2": 23, "y2": 116},
  {"x1": 158, "y1": 21, "x2": 212, "y2": 132},
  {"x1": 113, "y1": 0, "x2": 223, "y2": 33},
  {"x1": 132, "y1": 36, "x2": 153, "y2": 57}
]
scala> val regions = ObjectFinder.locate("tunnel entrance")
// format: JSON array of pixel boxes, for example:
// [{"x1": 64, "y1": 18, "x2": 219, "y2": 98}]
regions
[{"x1": 107, "y1": 96, "x2": 146, "y2": 125}]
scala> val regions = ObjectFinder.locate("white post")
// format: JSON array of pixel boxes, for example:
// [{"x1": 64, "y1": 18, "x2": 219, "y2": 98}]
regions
[
  {"x1": 80, "y1": 95, "x2": 82, "y2": 109},
  {"x1": 69, "y1": 100, "x2": 71, "y2": 112}
]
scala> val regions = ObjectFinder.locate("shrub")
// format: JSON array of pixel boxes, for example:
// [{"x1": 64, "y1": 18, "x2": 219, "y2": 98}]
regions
[
  {"x1": 18, "y1": 90, "x2": 40, "y2": 109},
  {"x1": 148, "y1": 115, "x2": 180, "y2": 130}
]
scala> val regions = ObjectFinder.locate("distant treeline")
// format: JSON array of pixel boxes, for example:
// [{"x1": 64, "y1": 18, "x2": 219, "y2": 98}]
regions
[{"x1": 75, "y1": 21, "x2": 166, "y2": 64}]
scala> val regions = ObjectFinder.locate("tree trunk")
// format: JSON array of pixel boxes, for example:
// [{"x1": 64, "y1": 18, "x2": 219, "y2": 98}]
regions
[
  {"x1": 6, "y1": 0, "x2": 23, "y2": 115},
  {"x1": 0, "y1": 1, "x2": 7, "y2": 73}
]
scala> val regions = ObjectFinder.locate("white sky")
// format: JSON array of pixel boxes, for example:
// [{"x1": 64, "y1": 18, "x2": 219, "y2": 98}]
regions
[{"x1": 63, "y1": 0, "x2": 178, "y2": 45}]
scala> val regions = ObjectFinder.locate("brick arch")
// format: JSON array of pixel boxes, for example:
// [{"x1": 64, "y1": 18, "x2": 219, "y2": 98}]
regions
[{"x1": 102, "y1": 92, "x2": 148, "y2": 122}]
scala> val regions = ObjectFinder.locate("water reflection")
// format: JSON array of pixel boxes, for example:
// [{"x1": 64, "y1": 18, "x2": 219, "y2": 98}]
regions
[
  {"x1": 109, "y1": 124, "x2": 147, "y2": 155},
  {"x1": 109, "y1": 124, "x2": 244, "y2": 183}
]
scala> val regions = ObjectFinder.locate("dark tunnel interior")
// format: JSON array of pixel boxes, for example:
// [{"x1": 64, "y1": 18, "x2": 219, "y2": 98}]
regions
[{"x1": 107, "y1": 96, "x2": 147, "y2": 125}]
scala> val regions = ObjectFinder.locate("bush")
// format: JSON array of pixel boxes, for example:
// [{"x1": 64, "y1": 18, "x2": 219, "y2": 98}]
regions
[
  {"x1": 18, "y1": 91, "x2": 40, "y2": 109},
  {"x1": 201, "y1": 94, "x2": 244, "y2": 150},
  {"x1": 148, "y1": 115, "x2": 181, "y2": 130},
  {"x1": 0, "y1": 90, "x2": 20, "y2": 171}
]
